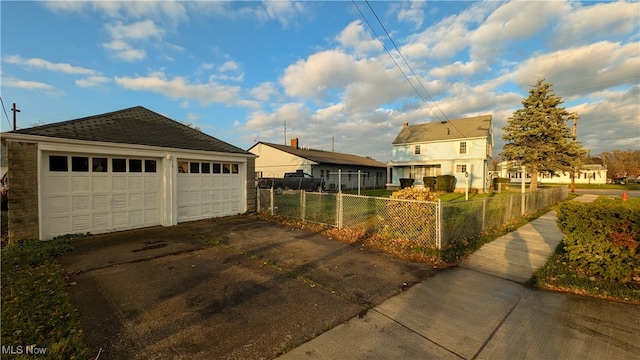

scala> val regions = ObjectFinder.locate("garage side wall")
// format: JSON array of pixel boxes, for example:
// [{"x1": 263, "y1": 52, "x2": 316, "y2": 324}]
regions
[
  {"x1": 246, "y1": 157, "x2": 256, "y2": 213},
  {"x1": 7, "y1": 141, "x2": 39, "y2": 242}
]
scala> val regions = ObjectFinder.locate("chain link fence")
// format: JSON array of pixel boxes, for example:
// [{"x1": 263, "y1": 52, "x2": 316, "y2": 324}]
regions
[{"x1": 257, "y1": 186, "x2": 568, "y2": 250}]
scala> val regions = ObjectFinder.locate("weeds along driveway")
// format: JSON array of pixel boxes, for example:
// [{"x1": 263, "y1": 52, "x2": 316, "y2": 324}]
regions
[{"x1": 59, "y1": 215, "x2": 435, "y2": 360}]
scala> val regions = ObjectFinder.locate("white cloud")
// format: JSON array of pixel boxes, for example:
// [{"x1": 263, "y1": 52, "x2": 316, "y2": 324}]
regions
[
  {"x1": 43, "y1": 1, "x2": 187, "y2": 24},
  {"x1": 553, "y1": 1, "x2": 640, "y2": 48},
  {"x1": 75, "y1": 76, "x2": 110, "y2": 88},
  {"x1": 2, "y1": 78, "x2": 54, "y2": 90},
  {"x1": 396, "y1": 0, "x2": 426, "y2": 28},
  {"x1": 102, "y1": 20, "x2": 164, "y2": 62},
  {"x1": 511, "y1": 41, "x2": 640, "y2": 97},
  {"x1": 257, "y1": 0, "x2": 307, "y2": 28},
  {"x1": 3, "y1": 55, "x2": 96, "y2": 75},
  {"x1": 336, "y1": 21, "x2": 381, "y2": 54},
  {"x1": 114, "y1": 72, "x2": 242, "y2": 106},
  {"x1": 250, "y1": 82, "x2": 282, "y2": 102}
]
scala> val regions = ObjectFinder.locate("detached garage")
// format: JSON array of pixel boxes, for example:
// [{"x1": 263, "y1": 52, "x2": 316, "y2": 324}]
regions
[{"x1": 2, "y1": 106, "x2": 256, "y2": 241}]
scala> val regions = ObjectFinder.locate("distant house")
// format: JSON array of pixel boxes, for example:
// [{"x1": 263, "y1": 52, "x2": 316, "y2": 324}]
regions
[
  {"x1": 1, "y1": 106, "x2": 256, "y2": 241},
  {"x1": 388, "y1": 115, "x2": 493, "y2": 192},
  {"x1": 248, "y1": 139, "x2": 387, "y2": 191},
  {"x1": 496, "y1": 161, "x2": 608, "y2": 185}
]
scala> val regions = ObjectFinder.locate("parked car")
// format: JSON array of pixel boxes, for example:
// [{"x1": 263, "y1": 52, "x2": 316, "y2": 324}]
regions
[
  {"x1": 258, "y1": 171, "x2": 325, "y2": 194},
  {"x1": 613, "y1": 177, "x2": 626, "y2": 185}
]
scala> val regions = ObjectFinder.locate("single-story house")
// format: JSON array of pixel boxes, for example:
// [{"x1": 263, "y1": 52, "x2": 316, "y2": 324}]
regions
[
  {"x1": 1, "y1": 106, "x2": 256, "y2": 241},
  {"x1": 496, "y1": 161, "x2": 608, "y2": 185},
  {"x1": 388, "y1": 115, "x2": 493, "y2": 192},
  {"x1": 248, "y1": 139, "x2": 387, "y2": 191}
]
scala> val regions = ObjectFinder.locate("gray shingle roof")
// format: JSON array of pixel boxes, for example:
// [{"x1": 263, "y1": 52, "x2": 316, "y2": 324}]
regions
[
  {"x1": 251, "y1": 142, "x2": 387, "y2": 167},
  {"x1": 392, "y1": 115, "x2": 492, "y2": 144},
  {"x1": 7, "y1": 106, "x2": 249, "y2": 154}
]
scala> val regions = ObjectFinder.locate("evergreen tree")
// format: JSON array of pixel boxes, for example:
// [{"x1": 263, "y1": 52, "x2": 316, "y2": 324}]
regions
[{"x1": 501, "y1": 78, "x2": 587, "y2": 191}]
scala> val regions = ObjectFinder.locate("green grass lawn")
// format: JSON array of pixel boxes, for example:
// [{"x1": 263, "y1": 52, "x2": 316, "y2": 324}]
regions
[{"x1": 1, "y1": 237, "x2": 89, "y2": 359}]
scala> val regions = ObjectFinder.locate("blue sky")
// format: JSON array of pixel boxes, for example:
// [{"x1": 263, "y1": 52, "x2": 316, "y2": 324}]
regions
[{"x1": 2, "y1": 1, "x2": 639, "y2": 162}]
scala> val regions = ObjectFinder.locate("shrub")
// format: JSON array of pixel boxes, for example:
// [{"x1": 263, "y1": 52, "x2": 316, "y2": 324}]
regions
[
  {"x1": 422, "y1": 177, "x2": 437, "y2": 191},
  {"x1": 390, "y1": 187, "x2": 440, "y2": 202},
  {"x1": 556, "y1": 200, "x2": 640, "y2": 283},
  {"x1": 436, "y1": 175, "x2": 456, "y2": 192}
]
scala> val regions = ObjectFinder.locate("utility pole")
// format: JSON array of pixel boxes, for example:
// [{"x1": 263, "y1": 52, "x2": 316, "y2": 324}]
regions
[
  {"x1": 570, "y1": 112, "x2": 578, "y2": 193},
  {"x1": 12, "y1": 103, "x2": 20, "y2": 130}
]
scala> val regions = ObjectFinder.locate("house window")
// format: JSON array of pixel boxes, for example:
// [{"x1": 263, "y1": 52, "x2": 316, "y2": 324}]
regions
[
  {"x1": 223, "y1": 164, "x2": 231, "y2": 174},
  {"x1": 129, "y1": 159, "x2": 142, "y2": 173},
  {"x1": 231, "y1": 164, "x2": 239, "y2": 174},
  {"x1": 49, "y1": 156, "x2": 68, "y2": 172},
  {"x1": 177, "y1": 161, "x2": 188, "y2": 173},
  {"x1": 459, "y1": 142, "x2": 467, "y2": 154},
  {"x1": 145, "y1": 160, "x2": 157, "y2": 173},
  {"x1": 93, "y1": 158, "x2": 107, "y2": 172},
  {"x1": 190, "y1": 162, "x2": 200, "y2": 174},
  {"x1": 71, "y1": 156, "x2": 89, "y2": 172},
  {"x1": 113, "y1": 158, "x2": 127, "y2": 172},
  {"x1": 414, "y1": 145, "x2": 421, "y2": 155},
  {"x1": 201, "y1": 162, "x2": 210, "y2": 173},
  {"x1": 456, "y1": 164, "x2": 467, "y2": 174},
  {"x1": 213, "y1": 163, "x2": 221, "y2": 174}
]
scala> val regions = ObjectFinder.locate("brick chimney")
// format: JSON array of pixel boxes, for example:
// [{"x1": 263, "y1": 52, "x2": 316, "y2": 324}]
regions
[{"x1": 291, "y1": 137, "x2": 299, "y2": 149}]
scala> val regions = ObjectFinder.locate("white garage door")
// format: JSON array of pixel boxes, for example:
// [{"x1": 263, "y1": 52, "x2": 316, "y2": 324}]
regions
[
  {"x1": 177, "y1": 160, "x2": 243, "y2": 222},
  {"x1": 41, "y1": 153, "x2": 161, "y2": 239}
]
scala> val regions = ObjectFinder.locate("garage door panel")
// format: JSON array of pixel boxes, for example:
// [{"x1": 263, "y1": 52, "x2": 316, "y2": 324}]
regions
[
  {"x1": 93, "y1": 195, "x2": 109, "y2": 211},
  {"x1": 48, "y1": 196, "x2": 71, "y2": 213},
  {"x1": 42, "y1": 153, "x2": 162, "y2": 240},
  {"x1": 93, "y1": 177, "x2": 109, "y2": 191},
  {"x1": 130, "y1": 210, "x2": 143, "y2": 225},
  {"x1": 92, "y1": 213, "x2": 109, "y2": 230},
  {"x1": 145, "y1": 193, "x2": 158, "y2": 208},
  {"x1": 72, "y1": 177, "x2": 91, "y2": 192},
  {"x1": 72, "y1": 195, "x2": 91, "y2": 212},
  {"x1": 112, "y1": 211, "x2": 128, "y2": 227},
  {"x1": 48, "y1": 215, "x2": 71, "y2": 236},
  {"x1": 130, "y1": 193, "x2": 144, "y2": 208},
  {"x1": 129, "y1": 177, "x2": 143, "y2": 191},
  {"x1": 112, "y1": 194, "x2": 128, "y2": 209},
  {"x1": 49, "y1": 177, "x2": 70, "y2": 193},
  {"x1": 112, "y1": 176, "x2": 127, "y2": 191},
  {"x1": 144, "y1": 177, "x2": 158, "y2": 191},
  {"x1": 72, "y1": 215, "x2": 91, "y2": 232}
]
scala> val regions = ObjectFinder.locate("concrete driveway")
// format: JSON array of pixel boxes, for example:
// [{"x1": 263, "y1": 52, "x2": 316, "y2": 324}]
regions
[{"x1": 59, "y1": 215, "x2": 434, "y2": 359}]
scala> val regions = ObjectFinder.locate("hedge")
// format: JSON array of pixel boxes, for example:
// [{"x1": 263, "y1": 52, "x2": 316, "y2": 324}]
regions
[
  {"x1": 435, "y1": 175, "x2": 456, "y2": 193},
  {"x1": 556, "y1": 200, "x2": 640, "y2": 283}
]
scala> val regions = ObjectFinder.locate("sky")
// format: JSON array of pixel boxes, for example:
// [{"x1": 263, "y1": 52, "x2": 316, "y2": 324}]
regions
[{"x1": 1, "y1": 0, "x2": 639, "y2": 163}]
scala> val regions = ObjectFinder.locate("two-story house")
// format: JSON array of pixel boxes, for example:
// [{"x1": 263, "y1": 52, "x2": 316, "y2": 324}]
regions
[{"x1": 388, "y1": 115, "x2": 493, "y2": 193}]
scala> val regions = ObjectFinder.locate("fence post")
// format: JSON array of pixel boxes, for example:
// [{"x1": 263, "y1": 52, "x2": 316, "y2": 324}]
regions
[
  {"x1": 482, "y1": 197, "x2": 487, "y2": 231},
  {"x1": 257, "y1": 187, "x2": 261, "y2": 213},
  {"x1": 337, "y1": 192, "x2": 343, "y2": 229},
  {"x1": 301, "y1": 191, "x2": 306, "y2": 220},
  {"x1": 270, "y1": 188, "x2": 274, "y2": 215},
  {"x1": 436, "y1": 199, "x2": 442, "y2": 249}
]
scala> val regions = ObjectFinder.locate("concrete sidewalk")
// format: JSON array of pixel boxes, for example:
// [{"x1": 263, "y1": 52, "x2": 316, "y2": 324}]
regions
[{"x1": 280, "y1": 194, "x2": 640, "y2": 359}]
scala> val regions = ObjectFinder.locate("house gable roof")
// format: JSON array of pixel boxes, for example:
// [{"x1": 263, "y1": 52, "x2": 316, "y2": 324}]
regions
[
  {"x1": 250, "y1": 142, "x2": 387, "y2": 168},
  {"x1": 6, "y1": 106, "x2": 249, "y2": 154},
  {"x1": 392, "y1": 115, "x2": 492, "y2": 145}
]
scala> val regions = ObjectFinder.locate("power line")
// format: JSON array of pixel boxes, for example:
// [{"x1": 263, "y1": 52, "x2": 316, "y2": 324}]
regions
[
  {"x1": 364, "y1": 0, "x2": 449, "y2": 123},
  {"x1": 0, "y1": 96, "x2": 13, "y2": 130},
  {"x1": 351, "y1": 0, "x2": 444, "y2": 124}
]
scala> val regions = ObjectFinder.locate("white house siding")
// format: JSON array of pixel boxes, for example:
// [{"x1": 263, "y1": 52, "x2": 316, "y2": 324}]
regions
[
  {"x1": 390, "y1": 137, "x2": 490, "y2": 192},
  {"x1": 250, "y1": 143, "x2": 316, "y2": 178}
]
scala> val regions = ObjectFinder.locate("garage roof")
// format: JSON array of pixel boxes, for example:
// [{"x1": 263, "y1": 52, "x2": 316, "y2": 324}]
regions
[
  {"x1": 7, "y1": 106, "x2": 249, "y2": 154},
  {"x1": 250, "y1": 142, "x2": 387, "y2": 167}
]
